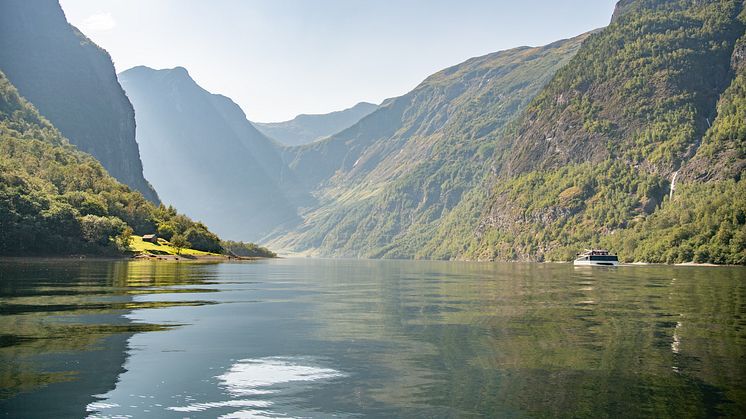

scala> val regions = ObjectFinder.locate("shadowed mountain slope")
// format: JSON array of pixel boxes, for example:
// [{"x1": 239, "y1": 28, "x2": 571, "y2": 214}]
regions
[
  {"x1": 0, "y1": 70, "x2": 220, "y2": 255},
  {"x1": 118, "y1": 66, "x2": 307, "y2": 241},
  {"x1": 0, "y1": 0, "x2": 158, "y2": 203}
]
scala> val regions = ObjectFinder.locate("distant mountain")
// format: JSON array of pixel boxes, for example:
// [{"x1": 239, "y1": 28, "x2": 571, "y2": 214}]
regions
[
  {"x1": 254, "y1": 102, "x2": 378, "y2": 146},
  {"x1": 268, "y1": 35, "x2": 589, "y2": 257},
  {"x1": 252, "y1": 102, "x2": 378, "y2": 146},
  {"x1": 0, "y1": 70, "x2": 220, "y2": 255},
  {"x1": 118, "y1": 66, "x2": 306, "y2": 241},
  {"x1": 0, "y1": 0, "x2": 159, "y2": 203}
]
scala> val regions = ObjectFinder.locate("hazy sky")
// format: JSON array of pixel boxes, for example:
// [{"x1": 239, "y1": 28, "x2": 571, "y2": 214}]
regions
[{"x1": 60, "y1": 0, "x2": 618, "y2": 122}]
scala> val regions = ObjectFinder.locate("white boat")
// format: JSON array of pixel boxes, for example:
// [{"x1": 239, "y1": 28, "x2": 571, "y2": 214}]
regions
[{"x1": 574, "y1": 249, "x2": 619, "y2": 266}]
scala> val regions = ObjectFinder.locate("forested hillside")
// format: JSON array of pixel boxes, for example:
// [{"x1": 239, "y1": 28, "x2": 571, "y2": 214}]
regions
[
  {"x1": 459, "y1": 0, "x2": 746, "y2": 263},
  {"x1": 0, "y1": 71, "x2": 221, "y2": 255},
  {"x1": 0, "y1": 0, "x2": 158, "y2": 202},
  {"x1": 269, "y1": 35, "x2": 588, "y2": 257}
]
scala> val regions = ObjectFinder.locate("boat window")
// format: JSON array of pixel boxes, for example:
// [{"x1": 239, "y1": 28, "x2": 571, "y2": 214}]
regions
[{"x1": 589, "y1": 255, "x2": 618, "y2": 261}]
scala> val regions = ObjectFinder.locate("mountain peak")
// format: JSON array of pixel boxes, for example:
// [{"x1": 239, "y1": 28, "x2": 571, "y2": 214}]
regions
[
  {"x1": 169, "y1": 66, "x2": 190, "y2": 77},
  {"x1": 121, "y1": 65, "x2": 190, "y2": 79},
  {"x1": 254, "y1": 102, "x2": 378, "y2": 146}
]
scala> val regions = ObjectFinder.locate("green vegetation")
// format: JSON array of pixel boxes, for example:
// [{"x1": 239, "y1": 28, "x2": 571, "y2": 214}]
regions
[
  {"x1": 168, "y1": 234, "x2": 190, "y2": 255},
  {"x1": 507, "y1": 0, "x2": 745, "y2": 175},
  {"x1": 604, "y1": 179, "x2": 746, "y2": 264},
  {"x1": 274, "y1": 0, "x2": 746, "y2": 265},
  {"x1": 0, "y1": 0, "x2": 159, "y2": 201},
  {"x1": 128, "y1": 235, "x2": 221, "y2": 257},
  {"x1": 272, "y1": 35, "x2": 588, "y2": 258},
  {"x1": 0, "y1": 70, "x2": 222, "y2": 256},
  {"x1": 221, "y1": 240, "x2": 277, "y2": 258},
  {"x1": 449, "y1": 162, "x2": 667, "y2": 261},
  {"x1": 457, "y1": 0, "x2": 746, "y2": 264},
  {"x1": 3, "y1": 0, "x2": 741, "y2": 264}
]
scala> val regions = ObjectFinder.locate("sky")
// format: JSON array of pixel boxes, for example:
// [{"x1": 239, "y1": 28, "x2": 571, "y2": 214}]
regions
[{"x1": 60, "y1": 0, "x2": 618, "y2": 122}]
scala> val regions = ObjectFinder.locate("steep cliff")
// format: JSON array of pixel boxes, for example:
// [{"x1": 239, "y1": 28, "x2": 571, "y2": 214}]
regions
[
  {"x1": 0, "y1": 71, "x2": 219, "y2": 255},
  {"x1": 0, "y1": 0, "x2": 158, "y2": 202}
]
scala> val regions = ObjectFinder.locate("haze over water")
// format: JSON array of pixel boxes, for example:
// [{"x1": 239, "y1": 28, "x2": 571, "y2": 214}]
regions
[{"x1": 1, "y1": 259, "x2": 744, "y2": 418}]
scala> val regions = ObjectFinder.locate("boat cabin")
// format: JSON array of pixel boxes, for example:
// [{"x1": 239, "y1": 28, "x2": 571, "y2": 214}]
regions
[{"x1": 574, "y1": 249, "x2": 619, "y2": 266}]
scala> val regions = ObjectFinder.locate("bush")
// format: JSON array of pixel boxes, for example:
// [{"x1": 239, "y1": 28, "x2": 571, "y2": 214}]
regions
[
  {"x1": 79, "y1": 215, "x2": 126, "y2": 246},
  {"x1": 221, "y1": 240, "x2": 276, "y2": 258},
  {"x1": 184, "y1": 226, "x2": 222, "y2": 253},
  {"x1": 170, "y1": 234, "x2": 190, "y2": 255}
]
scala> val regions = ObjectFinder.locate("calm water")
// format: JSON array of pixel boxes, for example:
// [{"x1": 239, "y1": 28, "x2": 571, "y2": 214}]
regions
[{"x1": 0, "y1": 259, "x2": 744, "y2": 418}]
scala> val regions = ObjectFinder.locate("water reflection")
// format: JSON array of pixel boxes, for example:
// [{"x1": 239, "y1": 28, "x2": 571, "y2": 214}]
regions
[
  {"x1": 1, "y1": 259, "x2": 744, "y2": 418},
  {"x1": 0, "y1": 259, "x2": 222, "y2": 418},
  {"x1": 294, "y1": 260, "x2": 746, "y2": 417}
]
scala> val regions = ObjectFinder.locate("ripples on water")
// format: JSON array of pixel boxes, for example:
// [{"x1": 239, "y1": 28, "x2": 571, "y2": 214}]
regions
[{"x1": 0, "y1": 259, "x2": 745, "y2": 418}]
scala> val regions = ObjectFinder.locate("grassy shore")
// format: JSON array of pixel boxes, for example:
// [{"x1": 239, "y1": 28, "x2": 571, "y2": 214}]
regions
[{"x1": 128, "y1": 235, "x2": 228, "y2": 260}]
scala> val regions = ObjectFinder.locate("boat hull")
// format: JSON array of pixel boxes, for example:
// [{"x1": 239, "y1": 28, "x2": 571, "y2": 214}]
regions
[{"x1": 574, "y1": 259, "x2": 619, "y2": 266}]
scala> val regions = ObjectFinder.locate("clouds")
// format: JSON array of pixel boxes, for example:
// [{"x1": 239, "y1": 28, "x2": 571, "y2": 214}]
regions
[{"x1": 81, "y1": 12, "x2": 116, "y2": 33}]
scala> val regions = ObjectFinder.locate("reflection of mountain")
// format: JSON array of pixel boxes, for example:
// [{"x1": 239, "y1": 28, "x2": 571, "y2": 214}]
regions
[
  {"x1": 0, "y1": 261, "x2": 218, "y2": 418},
  {"x1": 302, "y1": 261, "x2": 746, "y2": 417},
  {"x1": 2, "y1": 260, "x2": 744, "y2": 417}
]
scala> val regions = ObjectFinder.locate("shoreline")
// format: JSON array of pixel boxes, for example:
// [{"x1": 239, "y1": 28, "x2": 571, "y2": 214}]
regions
[
  {"x1": 0, "y1": 255, "x2": 737, "y2": 267},
  {"x1": 131, "y1": 253, "x2": 270, "y2": 262},
  {"x1": 0, "y1": 253, "x2": 275, "y2": 263}
]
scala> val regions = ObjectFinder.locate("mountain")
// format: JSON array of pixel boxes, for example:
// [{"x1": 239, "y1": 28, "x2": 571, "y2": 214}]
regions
[
  {"x1": 452, "y1": 0, "x2": 746, "y2": 264},
  {"x1": 0, "y1": 0, "x2": 159, "y2": 203},
  {"x1": 118, "y1": 66, "x2": 306, "y2": 241},
  {"x1": 0, "y1": 70, "x2": 220, "y2": 255},
  {"x1": 269, "y1": 0, "x2": 745, "y2": 265},
  {"x1": 254, "y1": 102, "x2": 378, "y2": 146},
  {"x1": 267, "y1": 34, "x2": 589, "y2": 257}
]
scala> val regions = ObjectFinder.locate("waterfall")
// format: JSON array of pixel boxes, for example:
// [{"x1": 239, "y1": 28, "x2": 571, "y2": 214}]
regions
[{"x1": 670, "y1": 171, "x2": 679, "y2": 200}]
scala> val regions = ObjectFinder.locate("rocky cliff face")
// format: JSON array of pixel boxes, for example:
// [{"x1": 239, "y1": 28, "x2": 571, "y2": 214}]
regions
[
  {"x1": 0, "y1": 0, "x2": 158, "y2": 202},
  {"x1": 681, "y1": 6, "x2": 746, "y2": 182},
  {"x1": 504, "y1": 0, "x2": 743, "y2": 178}
]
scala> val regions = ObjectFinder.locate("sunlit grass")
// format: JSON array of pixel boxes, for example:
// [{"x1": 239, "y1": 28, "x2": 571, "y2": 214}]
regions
[{"x1": 128, "y1": 235, "x2": 222, "y2": 257}]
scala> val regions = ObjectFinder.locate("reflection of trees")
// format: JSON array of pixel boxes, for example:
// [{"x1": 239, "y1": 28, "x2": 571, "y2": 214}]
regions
[
  {"x1": 307, "y1": 261, "x2": 746, "y2": 417},
  {"x1": 0, "y1": 260, "x2": 219, "y2": 417}
]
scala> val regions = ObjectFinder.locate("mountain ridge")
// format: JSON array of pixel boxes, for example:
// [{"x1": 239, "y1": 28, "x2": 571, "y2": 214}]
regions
[
  {"x1": 267, "y1": 34, "x2": 591, "y2": 257},
  {"x1": 254, "y1": 102, "x2": 378, "y2": 146}
]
